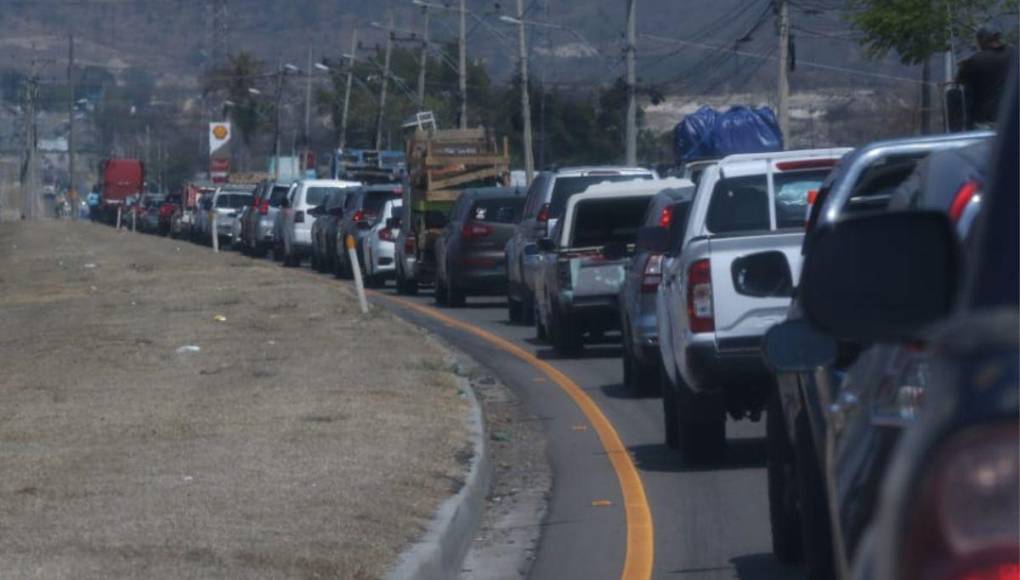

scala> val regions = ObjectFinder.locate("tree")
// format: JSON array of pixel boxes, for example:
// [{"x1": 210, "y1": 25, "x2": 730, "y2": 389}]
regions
[
  {"x1": 202, "y1": 51, "x2": 267, "y2": 149},
  {"x1": 850, "y1": 0, "x2": 1018, "y2": 65}
]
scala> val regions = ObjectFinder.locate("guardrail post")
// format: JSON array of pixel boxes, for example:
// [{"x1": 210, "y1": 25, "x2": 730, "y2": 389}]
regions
[
  {"x1": 347, "y1": 234, "x2": 369, "y2": 314},
  {"x1": 115, "y1": 206, "x2": 122, "y2": 230},
  {"x1": 211, "y1": 211, "x2": 219, "y2": 253}
]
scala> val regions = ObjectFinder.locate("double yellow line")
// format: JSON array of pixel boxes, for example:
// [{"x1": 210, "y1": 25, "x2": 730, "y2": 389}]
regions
[{"x1": 376, "y1": 293, "x2": 654, "y2": 580}]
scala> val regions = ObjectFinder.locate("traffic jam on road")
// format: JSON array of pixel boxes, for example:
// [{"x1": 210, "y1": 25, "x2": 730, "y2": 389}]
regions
[{"x1": 95, "y1": 81, "x2": 1020, "y2": 580}]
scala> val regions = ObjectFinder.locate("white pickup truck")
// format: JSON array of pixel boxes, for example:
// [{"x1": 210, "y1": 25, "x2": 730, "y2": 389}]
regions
[{"x1": 656, "y1": 148, "x2": 851, "y2": 463}]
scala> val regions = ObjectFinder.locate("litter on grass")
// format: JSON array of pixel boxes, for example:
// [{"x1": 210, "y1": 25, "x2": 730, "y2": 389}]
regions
[{"x1": 176, "y1": 345, "x2": 201, "y2": 354}]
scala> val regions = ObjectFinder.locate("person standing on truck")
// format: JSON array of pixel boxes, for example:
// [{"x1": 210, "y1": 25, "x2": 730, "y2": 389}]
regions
[{"x1": 957, "y1": 24, "x2": 1015, "y2": 130}]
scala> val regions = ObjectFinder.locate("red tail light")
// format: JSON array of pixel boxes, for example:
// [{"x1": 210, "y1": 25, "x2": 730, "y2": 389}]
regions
[
  {"x1": 687, "y1": 259, "x2": 714, "y2": 333},
  {"x1": 378, "y1": 228, "x2": 395, "y2": 242},
  {"x1": 536, "y1": 203, "x2": 550, "y2": 223},
  {"x1": 949, "y1": 180, "x2": 981, "y2": 223},
  {"x1": 901, "y1": 423, "x2": 1019, "y2": 580},
  {"x1": 658, "y1": 205, "x2": 674, "y2": 229},
  {"x1": 294, "y1": 210, "x2": 304, "y2": 223},
  {"x1": 352, "y1": 210, "x2": 365, "y2": 223},
  {"x1": 404, "y1": 236, "x2": 415, "y2": 254},
  {"x1": 776, "y1": 158, "x2": 838, "y2": 171},
  {"x1": 461, "y1": 223, "x2": 492, "y2": 241},
  {"x1": 641, "y1": 254, "x2": 664, "y2": 293},
  {"x1": 258, "y1": 200, "x2": 269, "y2": 215}
]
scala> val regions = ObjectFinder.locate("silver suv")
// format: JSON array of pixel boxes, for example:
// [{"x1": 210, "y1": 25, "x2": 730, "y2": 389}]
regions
[{"x1": 504, "y1": 166, "x2": 657, "y2": 324}]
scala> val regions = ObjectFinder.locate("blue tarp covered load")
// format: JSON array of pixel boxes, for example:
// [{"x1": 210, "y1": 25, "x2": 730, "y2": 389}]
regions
[{"x1": 673, "y1": 106, "x2": 784, "y2": 164}]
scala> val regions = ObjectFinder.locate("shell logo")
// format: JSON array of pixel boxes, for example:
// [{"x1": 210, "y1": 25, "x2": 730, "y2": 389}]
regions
[{"x1": 212, "y1": 125, "x2": 229, "y2": 140}]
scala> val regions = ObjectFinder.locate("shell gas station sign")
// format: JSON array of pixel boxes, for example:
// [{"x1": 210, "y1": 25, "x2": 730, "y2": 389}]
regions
[{"x1": 209, "y1": 122, "x2": 231, "y2": 183}]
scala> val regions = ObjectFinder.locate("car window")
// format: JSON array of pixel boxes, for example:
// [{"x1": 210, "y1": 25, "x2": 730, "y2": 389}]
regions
[
  {"x1": 470, "y1": 197, "x2": 525, "y2": 224},
  {"x1": 216, "y1": 194, "x2": 251, "y2": 209},
  {"x1": 305, "y1": 187, "x2": 342, "y2": 207},
  {"x1": 774, "y1": 169, "x2": 832, "y2": 229},
  {"x1": 667, "y1": 201, "x2": 693, "y2": 255},
  {"x1": 363, "y1": 191, "x2": 400, "y2": 216},
  {"x1": 523, "y1": 174, "x2": 549, "y2": 217},
  {"x1": 569, "y1": 196, "x2": 652, "y2": 248},
  {"x1": 705, "y1": 175, "x2": 769, "y2": 234},
  {"x1": 269, "y1": 186, "x2": 290, "y2": 207},
  {"x1": 549, "y1": 174, "x2": 653, "y2": 217}
]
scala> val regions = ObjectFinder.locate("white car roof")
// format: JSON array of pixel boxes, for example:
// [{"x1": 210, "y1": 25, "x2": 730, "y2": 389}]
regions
[
  {"x1": 551, "y1": 166, "x2": 657, "y2": 177},
  {"x1": 300, "y1": 179, "x2": 362, "y2": 188},
  {"x1": 718, "y1": 147, "x2": 852, "y2": 177},
  {"x1": 573, "y1": 177, "x2": 693, "y2": 201}
]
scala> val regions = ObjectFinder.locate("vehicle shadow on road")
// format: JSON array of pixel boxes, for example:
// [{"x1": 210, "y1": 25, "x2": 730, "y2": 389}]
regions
[
  {"x1": 599, "y1": 382, "x2": 659, "y2": 400},
  {"x1": 730, "y1": 552, "x2": 805, "y2": 580},
  {"x1": 628, "y1": 438, "x2": 766, "y2": 473},
  {"x1": 534, "y1": 346, "x2": 624, "y2": 361}
]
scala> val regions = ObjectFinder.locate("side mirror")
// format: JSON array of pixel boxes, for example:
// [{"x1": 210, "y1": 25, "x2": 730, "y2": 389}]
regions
[
  {"x1": 762, "y1": 319, "x2": 837, "y2": 372},
  {"x1": 424, "y1": 210, "x2": 448, "y2": 230},
  {"x1": 801, "y1": 211, "x2": 958, "y2": 342},
  {"x1": 636, "y1": 226, "x2": 670, "y2": 254},
  {"x1": 601, "y1": 241, "x2": 630, "y2": 261},
  {"x1": 385, "y1": 217, "x2": 401, "y2": 229},
  {"x1": 280, "y1": 197, "x2": 291, "y2": 209},
  {"x1": 308, "y1": 205, "x2": 324, "y2": 217},
  {"x1": 536, "y1": 238, "x2": 555, "y2": 253},
  {"x1": 732, "y1": 251, "x2": 794, "y2": 298}
]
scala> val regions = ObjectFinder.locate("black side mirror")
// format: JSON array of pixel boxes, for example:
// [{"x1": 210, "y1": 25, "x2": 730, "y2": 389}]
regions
[
  {"x1": 801, "y1": 211, "x2": 958, "y2": 342},
  {"x1": 732, "y1": 251, "x2": 794, "y2": 298},
  {"x1": 385, "y1": 217, "x2": 401, "y2": 229},
  {"x1": 424, "y1": 210, "x2": 448, "y2": 230},
  {"x1": 636, "y1": 227, "x2": 670, "y2": 254},
  {"x1": 536, "y1": 238, "x2": 555, "y2": 253},
  {"x1": 762, "y1": 319, "x2": 838, "y2": 372},
  {"x1": 601, "y1": 241, "x2": 630, "y2": 260}
]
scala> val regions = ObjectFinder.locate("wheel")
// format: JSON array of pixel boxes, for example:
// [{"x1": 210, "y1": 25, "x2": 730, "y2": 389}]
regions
[
  {"x1": 310, "y1": 248, "x2": 319, "y2": 271},
  {"x1": 332, "y1": 254, "x2": 344, "y2": 279},
  {"x1": 508, "y1": 293, "x2": 523, "y2": 323},
  {"x1": 434, "y1": 276, "x2": 448, "y2": 306},
  {"x1": 676, "y1": 382, "x2": 727, "y2": 465},
  {"x1": 622, "y1": 341, "x2": 635, "y2": 390},
  {"x1": 522, "y1": 290, "x2": 536, "y2": 325},
  {"x1": 396, "y1": 267, "x2": 418, "y2": 295},
  {"x1": 549, "y1": 307, "x2": 582, "y2": 357},
  {"x1": 272, "y1": 241, "x2": 284, "y2": 262},
  {"x1": 661, "y1": 364, "x2": 680, "y2": 450},
  {"x1": 767, "y1": 388, "x2": 804, "y2": 563},
  {"x1": 795, "y1": 405, "x2": 835, "y2": 580},
  {"x1": 447, "y1": 280, "x2": 466, "y2": 308},
  {"x1": 534, "y1": 301, "x2": 547, "y2": 341}
]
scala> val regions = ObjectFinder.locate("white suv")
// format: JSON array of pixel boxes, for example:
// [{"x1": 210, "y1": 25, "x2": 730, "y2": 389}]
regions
[{"x1": 276, "y1": 179, "x2": 360, "y2": 266}]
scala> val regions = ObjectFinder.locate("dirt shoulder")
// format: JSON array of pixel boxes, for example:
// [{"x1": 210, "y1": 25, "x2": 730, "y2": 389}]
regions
[{"x1": 0, "y1": 221, "x2": 471, "y2": 579}]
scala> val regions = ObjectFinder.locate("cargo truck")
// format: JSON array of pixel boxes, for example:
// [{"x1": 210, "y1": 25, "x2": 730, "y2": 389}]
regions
[{"x1": 97, "y1": 158, "x2": 145, "y2": 224}]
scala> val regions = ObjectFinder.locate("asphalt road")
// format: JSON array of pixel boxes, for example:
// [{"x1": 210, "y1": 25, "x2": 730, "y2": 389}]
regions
[{"x1": 371, "y1": 286, "x2": 806, "y2": 580}]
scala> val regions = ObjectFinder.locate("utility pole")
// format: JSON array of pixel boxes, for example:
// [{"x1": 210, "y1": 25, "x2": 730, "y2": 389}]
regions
[
  {"x1": 22, "y1": 73, "x2": 39, "y2": 219},
  {"x1": 375, "y1": 12, "x2": 395, "y2": 150},
  {"x1": 777, "y1": 0, "x2": 791, "y2": 142},
  {"x1": 458, "y1": 0, "x2": 468, "y2": 128},
  {"x1": 67, "y1": 32, "x2": 77, "y2": 219},
  {"x1": 303, "y1": 45, "x2": 313, "y2": 175},
  {"x1": 340, "y1": 30, "x2": 358, "y2": 150},
  {"x1": 624, "y1": 0, "x2": 637, "y2": 166},
  {"x1": 417, "y1": 6, "x2": 431, "y2": 111},
  {"x1": 273, "y1": 62, "x2": 284, "y2": 181},
  {"x1": 514, "y1": 0, "x2": 535, "y2": 184}
]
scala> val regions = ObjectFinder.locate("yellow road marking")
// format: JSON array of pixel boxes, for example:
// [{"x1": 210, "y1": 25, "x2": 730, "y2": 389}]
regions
[
  {"x1": 374, "y1": 292, "x2": 654, "y2": 580},
  {"x1": 592, "y1": 499, "x2": 614, "y2": 507}
]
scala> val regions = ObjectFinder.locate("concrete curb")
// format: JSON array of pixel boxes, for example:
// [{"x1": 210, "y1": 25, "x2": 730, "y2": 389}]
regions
[{"x1": 384, "y1": 353, "x2": 491, "y2": 580}]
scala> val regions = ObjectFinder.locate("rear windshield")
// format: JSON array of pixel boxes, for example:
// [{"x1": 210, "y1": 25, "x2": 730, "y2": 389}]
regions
[
  {"x1": 470, "y1": 198, "x2": 525, "y2": 224},
  {"x1": 706, "y1": 175, "x2": 769, "y2": 234},
  {"x1": 774, "y1": 169, "x2": 831, "y2": 229},
  {"x1": 216, "y1": 194, "x2": 251, "y2": 209},
  {"x1": 363, "y1": 191, "x2": 401, "y2": 216},
  {"x1": 305, "y1": 187, "x2": 342, "y2": 207},
  {"x1": 549, "y1": 174, "x2": 653, "y2": 217},
  {"x1": 268, "y1": 185, "x2": 290, "y2": 207},
  {"x1": 570, "y1": 196, "x2": 652, "y2": 248}
]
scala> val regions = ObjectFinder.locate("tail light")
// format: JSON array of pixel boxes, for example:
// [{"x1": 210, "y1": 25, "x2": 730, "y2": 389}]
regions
[
  {"x1": 536, "y1": 203, "x2": 550, "y2": 223},
  {"x1": 805, "y1": 189, "x2": 820, "y2": 228},
  {"x1": 352, "y1": 210, "x2": 365, "y2": 223},
  {"x1": 461, "y1": 223, "x2": 492, "y2": 241},
  {"x1": 949, "y1": 180, "x2": 981, "y2": 223},
  {"x1": 378, "y1": 228, "x2": 395, "y2": 242},
  {"x1": 294, "y1": 210, "x2": 304, "y2": 223},
  {"x1": 658, "y1": 206, "x2": 674, "y2": 229},
  {"x1": 900, "y1": 422, "x2": 1019, "y2": 580},
  {"x1": 641, "y1": 254, "x2": 664, "y2": 293},
  {"x1": 687, "y1": 259, "x2": 714, "y2": 333},
  {"x1": 404, "y1": 235, "x2": 416, "y2": 254},
  {"x1": 258, "y1": 200, "x2": 270, "y2": 215}
]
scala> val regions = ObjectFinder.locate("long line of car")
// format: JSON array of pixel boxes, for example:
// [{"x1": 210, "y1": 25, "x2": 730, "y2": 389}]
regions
[{"x1": 121, "y1": 105, "x2": 1017, "y2": 580}]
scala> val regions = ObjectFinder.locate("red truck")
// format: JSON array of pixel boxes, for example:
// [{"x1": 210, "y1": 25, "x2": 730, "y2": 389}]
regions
[{"x1": 98, "y1": 159, "x2": 145, "y2": 223}]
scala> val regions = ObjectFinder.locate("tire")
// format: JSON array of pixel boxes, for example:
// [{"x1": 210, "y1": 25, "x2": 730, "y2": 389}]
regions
[
  {"x1": 549, "y1": 307, "x2": 582, "y2": 357},
  {"x1": 434, "y1": 276, "x2": 448, "y2": 306},
  {"x1": 447, "y1": 280, "x2": 466, "y2": 308},
  {"x1": 508, "y1": 294, "x2": 523, "y2": 323},
  {"x1": 661, "y1": 364, "x2": 680, "y2": 450},
  {"x1": 272, "y1": 241, "x2": 284, "y2": 262},
  {"x1": 310, "y1": 248, "x2": 319, "y2": 271},
  {"x1": 534, "y1": 301, "x2": 547, "y2": 341},
  {"x1": 332, "y1": 254, "x2": 343, "y2": 279},
  {"x1": 767, "y1": 389, "x2": 804, "y2": 564},
  {"x1": 676, "y1": 382, "x2": 727, "y2": 465},
  {"x1": 521, "y1": 290, "x2": 535, "y2": 325},
  {"x1": 396, "y1": 267, "x2": 418, "y2": 295},
  {"x1": 795, "y1": 407, "x2": 836, "y2": 580}
]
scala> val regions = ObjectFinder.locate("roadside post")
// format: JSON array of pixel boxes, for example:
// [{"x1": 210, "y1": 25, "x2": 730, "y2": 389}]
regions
[
  {"x1": 211, "y1": 210, "x2": 219, "y2": 252},
  {"x1": 346, "y1": 234, "x2": 369, "y2": 314},
  {"x1": 131, "y1": 207, "x2": 136, "y2": 232},
  {"x1": 116, "y1": 206, "x2": 122, "y2": 230}
]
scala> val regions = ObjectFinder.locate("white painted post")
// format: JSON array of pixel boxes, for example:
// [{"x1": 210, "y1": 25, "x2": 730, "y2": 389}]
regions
[
  {"x1": 115, "y1": 206, "x2": 122, "y2": 230},
  {"x1": 211, "y1": 211, "x2": 219, "y2": 253},
  {"x1": 131, "y1": 207, "x2": 136, "y2": 232},
  {"x1": 346, "y1": 234, "x2": 369, "y2": 314}
]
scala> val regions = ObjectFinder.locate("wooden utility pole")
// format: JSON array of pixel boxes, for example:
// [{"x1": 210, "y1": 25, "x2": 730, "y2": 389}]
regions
[
  {"x1": 417, "y1": 6, "x2": 431, "y2": 111},
  {"x1": 458, "y1": 0, "x2": 468, "y2": 128},
  {"x1": 624, "y1": 0, "x2": 637, "y2": 166},
  {"x1": 68, "y1": 33, "x2": 78, "y2": 219},
  {"x1": 304, "y1": 45, "x2": 313, "y2": 147},
  {"x1": 273, "y1": 61, "x2": 284, "y2": 181},
  {"x1": 22, "y1": 62, "x2": 40, "y2": 219},
  {"x1": 777, "y1": 0, "x2": 791, "y2": 141},
  {"x1": 514, "y1": 0, "x2": 535, "y2": 184},
  {"x1": 340, "y1": 30, "x2": 358, "y2": 150},
  {"x1": 375, "y1": 12, "x2": 395, "y2": 150}
]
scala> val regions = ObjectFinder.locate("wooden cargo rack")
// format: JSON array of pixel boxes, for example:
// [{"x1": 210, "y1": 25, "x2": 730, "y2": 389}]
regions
[{"x1": 407, "y1": 128, "x2": 510, "y2": 204}]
